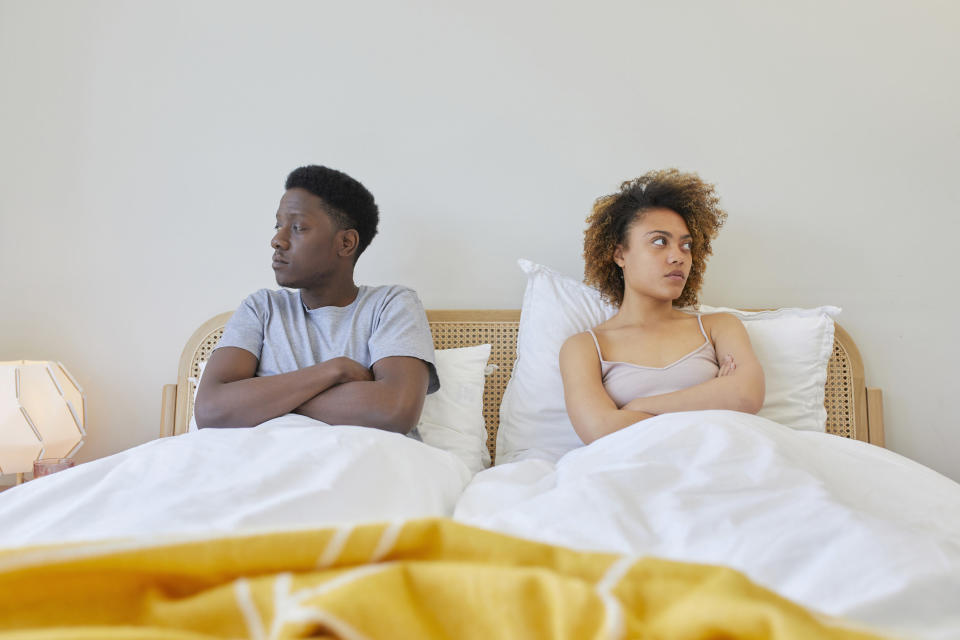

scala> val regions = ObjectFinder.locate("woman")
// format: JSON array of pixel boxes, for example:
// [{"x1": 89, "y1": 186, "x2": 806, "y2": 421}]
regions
[{"x1": 559, "y1": 169, "x2": 765, "y2": 444}]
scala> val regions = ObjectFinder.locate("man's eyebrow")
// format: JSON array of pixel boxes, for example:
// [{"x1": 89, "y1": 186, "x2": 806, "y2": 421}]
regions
[
  {"x1": 275, "y1": 212, "x2": 307, "y2": 218},
  {"x1": 644, "y1": 230, "x2": 693, "y2": 239}
]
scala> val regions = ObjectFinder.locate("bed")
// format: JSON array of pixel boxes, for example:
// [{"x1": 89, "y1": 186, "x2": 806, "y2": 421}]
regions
[{"x1": 2, "y1": 264, "x2": 959, "y2": 639}]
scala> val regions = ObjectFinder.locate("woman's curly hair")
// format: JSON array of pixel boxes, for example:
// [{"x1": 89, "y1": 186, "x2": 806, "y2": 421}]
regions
[{"x1": 584, "y1": 169, "x2": 727, "y2": 308}]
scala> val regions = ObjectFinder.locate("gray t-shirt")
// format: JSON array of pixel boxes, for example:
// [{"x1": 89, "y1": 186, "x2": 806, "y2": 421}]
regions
[{"x1": 217, "y1": 285, "x2": 439, "y2": 393}]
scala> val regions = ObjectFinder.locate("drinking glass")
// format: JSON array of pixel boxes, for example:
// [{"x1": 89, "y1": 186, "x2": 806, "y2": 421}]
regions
[{"x1": 33, "y1": 458, "x2": 75, "y2": 478}]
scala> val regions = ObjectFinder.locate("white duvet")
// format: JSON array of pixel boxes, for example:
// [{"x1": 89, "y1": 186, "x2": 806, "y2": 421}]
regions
[
  {"x1": 0, "y1": 414, "x2": 471, "y2": 547},
  {"x1": 456, "y1": 410, "x2": 960, "y2": 640},
  {"x1": 2, "y1": 410, "x2": 959, "y2": 639}
]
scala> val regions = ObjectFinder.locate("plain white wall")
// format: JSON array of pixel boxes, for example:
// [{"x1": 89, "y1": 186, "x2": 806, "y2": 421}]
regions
[{"x1": 1, "y1": 0, "x2": 958, "y2": 481}]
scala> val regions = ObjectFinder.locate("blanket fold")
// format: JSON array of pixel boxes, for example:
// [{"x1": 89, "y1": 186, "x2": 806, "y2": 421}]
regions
[{"x1": 0, "y1": 518, "x2": 885, "y2": 639}]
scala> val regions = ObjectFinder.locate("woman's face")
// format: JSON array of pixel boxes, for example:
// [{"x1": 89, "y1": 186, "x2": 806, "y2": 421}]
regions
[{"x1": 614, "y1": 207, "x2": 693, "y2": 303}]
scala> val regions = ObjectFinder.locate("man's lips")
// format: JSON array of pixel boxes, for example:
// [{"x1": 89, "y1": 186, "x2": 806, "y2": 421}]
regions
[{"x1": 272, "y1": 255, "x2": 288, "y2": 268}]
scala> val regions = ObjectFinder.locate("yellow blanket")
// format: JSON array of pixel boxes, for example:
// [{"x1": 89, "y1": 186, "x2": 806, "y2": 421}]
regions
[{"x1": 0, "y1": 518, "x2": 885, "y2": 639}]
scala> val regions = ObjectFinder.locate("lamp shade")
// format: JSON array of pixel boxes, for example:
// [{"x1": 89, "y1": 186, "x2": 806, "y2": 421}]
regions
[{"x1": 0, "y1": 361, "x2": 85, "y2": 474}]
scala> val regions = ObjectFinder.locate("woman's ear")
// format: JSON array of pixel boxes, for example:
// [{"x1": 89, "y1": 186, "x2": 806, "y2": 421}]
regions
[
  {"x1": 613, "y1": 244, "x2": 625, "y2": 268},
  {"x1": 337, "y1": 229, "x2": 360, "y2": 258}
]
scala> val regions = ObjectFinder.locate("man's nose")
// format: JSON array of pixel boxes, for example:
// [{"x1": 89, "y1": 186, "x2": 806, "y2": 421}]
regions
[{"x1": 271, "y1": 229, "x2": 289, "y2": 250}]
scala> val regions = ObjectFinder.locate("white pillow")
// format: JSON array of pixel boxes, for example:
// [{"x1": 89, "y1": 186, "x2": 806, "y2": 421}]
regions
[
  {"x1": 188, "y1": 346, "x2": 493, "y2": 474},
  {"x1": 697, "y1": 305, "x2": 839, "y2": 432},
  {"x1": 496, "y1": 259, "x2": 840, "y2": 464},
  {"x1": 416, "y1": 344, "x2": 492, "y2": 474},
  {"x1": 496, "y1": 260, "x2": 616, "y2": 464}
]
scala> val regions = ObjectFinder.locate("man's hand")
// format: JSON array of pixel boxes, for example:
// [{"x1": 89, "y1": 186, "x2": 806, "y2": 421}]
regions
[
  {"x1": 195, "y1": 348, "x2": 370, "y2": 429},
  {"x1": 292, "y1": 356, "x2": 430, "y2": 434},
  {"x1": 327, "y1": 356, "x2": 374, "y2": 384}
]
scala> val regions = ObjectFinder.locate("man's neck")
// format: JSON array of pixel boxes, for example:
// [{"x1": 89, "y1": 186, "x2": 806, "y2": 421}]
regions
[{"x1": 300, "y1": 280, "x2": 360, "y2": 310}]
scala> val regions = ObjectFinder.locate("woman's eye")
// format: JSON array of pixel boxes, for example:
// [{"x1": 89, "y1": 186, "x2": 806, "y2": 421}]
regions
[
  {"x1": 682, "y1": 242, "x2": 692, "y2": 251},
  {"x1": 652, "y1": 237, "x2": 666, "y2": 246},
  {"x1": 293, "y1": 225, "x2": 303, "y2": 232},
  {"x1": 273, "y1": 224, "x2": 280, "y2": 231}
]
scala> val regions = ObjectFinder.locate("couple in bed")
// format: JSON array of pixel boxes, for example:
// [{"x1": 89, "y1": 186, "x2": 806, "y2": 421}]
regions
[{"x1": 194, "y1": 165, "x2": 765, "y2": 442}]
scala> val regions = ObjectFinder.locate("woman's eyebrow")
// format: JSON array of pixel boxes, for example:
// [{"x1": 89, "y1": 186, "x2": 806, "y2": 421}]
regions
[{"x1": 644, "y1": 230, "x2": 693, "y2": 239}]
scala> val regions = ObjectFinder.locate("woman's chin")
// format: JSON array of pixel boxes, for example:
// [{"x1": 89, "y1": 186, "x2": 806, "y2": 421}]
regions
[{"x1": 628, "y1": 290, "x2": 680, "y2": 304}]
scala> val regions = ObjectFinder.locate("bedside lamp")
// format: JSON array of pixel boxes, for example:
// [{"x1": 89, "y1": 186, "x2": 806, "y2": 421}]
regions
[{"x1": 0, "y1": 361, "x2": 85, "y2": 484}]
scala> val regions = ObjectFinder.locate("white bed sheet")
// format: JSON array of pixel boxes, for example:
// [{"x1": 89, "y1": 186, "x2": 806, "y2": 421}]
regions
[
  {"x1": 455, "y1": 410, "x2": 960, "y2": 640},
  {"x1": 0, "y1": 414, "x2": 471, "y2": 547}
]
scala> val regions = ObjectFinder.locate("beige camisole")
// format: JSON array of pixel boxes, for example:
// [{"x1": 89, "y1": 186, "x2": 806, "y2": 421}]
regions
[{"x1": 588, "y1": 315, "x2": 720, "y2": 409}]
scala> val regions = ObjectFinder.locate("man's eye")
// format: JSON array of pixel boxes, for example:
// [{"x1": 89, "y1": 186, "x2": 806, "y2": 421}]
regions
[{"x1": 293, "y1": 225, "x2": 303, "y2": 232}]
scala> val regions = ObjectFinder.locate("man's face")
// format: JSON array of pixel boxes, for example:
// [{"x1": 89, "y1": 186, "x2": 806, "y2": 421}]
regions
[{"x1": 270, "y1": 188, "x2": 345, "y2": 289}]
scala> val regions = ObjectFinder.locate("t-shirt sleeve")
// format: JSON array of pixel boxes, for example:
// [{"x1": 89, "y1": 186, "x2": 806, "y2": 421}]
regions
[
  {"x1": 216, "y1": 292, "x2": 265, "y2": 359},
  {"x1": 369, "y1": 288, "x2": 440, "y2": 394}
]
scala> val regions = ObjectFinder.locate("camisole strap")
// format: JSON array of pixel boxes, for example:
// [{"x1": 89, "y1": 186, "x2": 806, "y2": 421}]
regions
[
  {"x1": 586, "y1": 329, "x2": 605, "y2": 361},
  {"x1": 697, "y1": 314, "x2": 708, "y2": 341}
]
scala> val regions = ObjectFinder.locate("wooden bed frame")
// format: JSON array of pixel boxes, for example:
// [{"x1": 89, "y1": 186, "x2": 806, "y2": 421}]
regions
[{"x1": 160, "y1": 310, "x2": 886, "y2": 458}]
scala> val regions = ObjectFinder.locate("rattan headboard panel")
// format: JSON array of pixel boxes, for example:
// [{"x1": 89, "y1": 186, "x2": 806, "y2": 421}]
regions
[
  {"x1": 174, "y1": 311, "x2": 874, "y2": 458},
  {"x1": 184, "y1": 326, "x2": 226, "y2": 433},
  {"x1": 825, "y1": 340, "x2": 854, "y2": 439}
]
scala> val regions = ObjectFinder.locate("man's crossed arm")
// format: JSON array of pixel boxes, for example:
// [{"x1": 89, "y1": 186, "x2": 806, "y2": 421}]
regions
[{"x1": 193, "y1": 347, "x2": 429, "y2": 434}]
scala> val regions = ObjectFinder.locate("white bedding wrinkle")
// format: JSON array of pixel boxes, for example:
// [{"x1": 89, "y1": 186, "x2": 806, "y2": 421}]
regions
[
  {"x1": 455, "y1": 410, "x2": 960, "y2": 640},
  {"x1": 0, "y1": 415, "x2": 471, "y2": 547}
]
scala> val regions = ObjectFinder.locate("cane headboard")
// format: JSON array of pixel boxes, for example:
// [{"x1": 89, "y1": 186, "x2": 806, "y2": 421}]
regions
[{"x1": 160, "y1": 310, "x2": 885, "y2": 460}]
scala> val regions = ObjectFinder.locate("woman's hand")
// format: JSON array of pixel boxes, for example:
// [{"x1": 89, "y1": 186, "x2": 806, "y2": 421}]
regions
[
  {"x1": 718, "y1": 354, "x2": 736, "y2": 377},
  {"x1": 621, "y1": 314, "x2": 764, "y2": 416}
]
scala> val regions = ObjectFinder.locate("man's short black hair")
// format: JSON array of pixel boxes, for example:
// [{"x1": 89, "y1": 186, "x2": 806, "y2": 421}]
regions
[{"x1": 285, "y1": 165, "x2": 379, "y2": 259}]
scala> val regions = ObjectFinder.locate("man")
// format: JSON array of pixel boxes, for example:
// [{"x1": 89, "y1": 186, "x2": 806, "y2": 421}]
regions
[{"x1": 194, "y1": 165, "x2": 438, "y2": 434}]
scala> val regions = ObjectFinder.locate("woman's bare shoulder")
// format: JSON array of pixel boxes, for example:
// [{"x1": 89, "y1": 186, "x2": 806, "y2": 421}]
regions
[
  {"x1": 700, "y1": 310, "x2": 740, "y2": 322},
  {"x1": 561, "y1": 330, "x2": 597, "y2": 352},
  {"x1": 561, "y1": 331, "x2": 606, "y2": 369},
  {"x1": 700, "y1": 311, "x2": 747, "y2": 339}
]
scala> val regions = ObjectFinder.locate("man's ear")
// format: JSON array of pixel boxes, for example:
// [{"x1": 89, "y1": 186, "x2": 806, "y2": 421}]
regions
[{"x1": 337, "y1": 229, "x2": 360, "y2": 259}]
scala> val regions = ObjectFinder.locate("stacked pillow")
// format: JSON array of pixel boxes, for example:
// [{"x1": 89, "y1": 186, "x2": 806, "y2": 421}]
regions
[
  {"x1": 496, "y1": 259, "x2": 840, "y2": 464},
  {"x1": 496, "y1": 261, "x2": 615, "y2": 464},
  {"x1": 416, "y1": 344, "x2": 491, "y2": 474}
]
